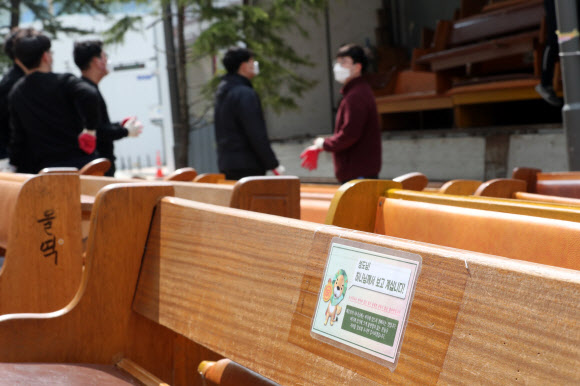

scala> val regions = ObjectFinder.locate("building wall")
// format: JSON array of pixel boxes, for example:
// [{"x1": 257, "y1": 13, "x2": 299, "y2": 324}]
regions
[
  {"x1": 272, "y1": 128, "x2": 568, "y2": 182},
  {"x1": 263, "y1": 0, "x2": 383, "y2": 140}
]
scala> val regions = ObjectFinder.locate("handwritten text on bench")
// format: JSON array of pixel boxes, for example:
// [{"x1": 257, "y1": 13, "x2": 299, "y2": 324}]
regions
[{"x1": 37, "y1": 209, "x2": 59, "y2": 265}]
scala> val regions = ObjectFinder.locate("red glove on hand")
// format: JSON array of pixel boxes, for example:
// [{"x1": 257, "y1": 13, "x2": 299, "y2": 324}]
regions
[
  {"x1": 300, "y1": 146, "x2": 322, "y2": 171},
  {"x1": 78, "y1": 129, "x2": 96, "y2": 154},
  {"x1": 121, "y1": 116, "x2": 133, "y2": 126}
]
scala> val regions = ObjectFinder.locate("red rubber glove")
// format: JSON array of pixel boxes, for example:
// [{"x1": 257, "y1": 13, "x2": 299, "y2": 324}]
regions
[
  {"x1": 78, "y1": 129, "x2": 96, "y2": 154},
  {"x1": 300, "y1": 146, "x2": 322, "y2": 171}
]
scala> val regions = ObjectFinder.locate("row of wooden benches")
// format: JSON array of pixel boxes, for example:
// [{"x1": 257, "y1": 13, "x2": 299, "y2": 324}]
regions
[{"x1": 0, "y1": 170, "x2": 578, "y2": 384}]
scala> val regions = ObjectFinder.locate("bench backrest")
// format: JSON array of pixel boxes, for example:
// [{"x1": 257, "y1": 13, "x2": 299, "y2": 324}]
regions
[
  {"x1": 473, "y1": 178, "x2": 527, "y2": 198},
  {"x1": 0, "y1": 184, "x2": 578, "y2": 384},
  {"x1": 392, "y1": 172, "x2": 428, "y2": 191},
  {"x1": 536, "y1": 173, "x2": 580, "y2": 198},
  {"x1": 132, "y1": 197, "x2": 580, "y2": 384},
  {"x1": 193, "y1": 172, "x2": 226, "y2": 183},
  {"x1": 79, "y1": 175, "x2": 300, "y2": 218},
  {"x1": 0, "y1": 174, "x2": 83, "y2": 314},
  {"x1": 438, "y1": 179, "x2": 482, "y2": 195},
  {"x1": 389, "y1": 188, "x2": 580, "y2": 223},
  {"x1": 325, "y1": 179, "x2": 402, "y2": 232},
  {"x1": 79, "y1": 158, "x2": 111, "y2": 176},
  {"x1": 163, "y1": 167, "x2": 198, "y2": 182},
  {"x1": 229, "y1": 176, "x2": 300, "y2": 219},
  {"x1": 512, "y1": 167, "x2": 580, "y2": 198},
  {"x1": 375, "y1": 196, "x2": 580, "y2": 270}
]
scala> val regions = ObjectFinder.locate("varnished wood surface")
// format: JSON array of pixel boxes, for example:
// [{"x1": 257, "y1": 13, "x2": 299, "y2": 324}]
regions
[
  {"x1": 300, "y1": 198, "x2": 331, "y2": 223},
  {"x1": 0, "y1": 174, "x2": 83, "y2": 314},
  {"x1": 537, "y1": 171, "x2": 580, "y2": 180},
  {"x1": 376, "y1": 196, "x2": 580, "y2": 270},
  {"x1": 0, "y1": 172, "x2": 34, "y2": 182},
  {"x1": 388, "y1": 189, "x2": 580, "y2": 223},
  {"x1": 80, "y1": 176, "x2": 301, "y2": 219},
  {"x1": 229, "y1": 176, "x2": 301, "y2": 219},
  {"x1": 79, "y1": 158, "x2": 112, "y2": 176},
  {"x1": 193, "y1": 173, "x2": 225, "y2": 183},
  {"x1": 199, "y1": 359, "x2": 278, "y2": 386},
  {"x1": 512, "y1": 166, "x2": 541, "y2": 193},
  {"x1": 0, "y1": 180, "x2": 22, "y2": 249},
  {"x1": 325, "y1": 179, "x2": 402, "y2": 232},
  {"x1": 473, "y1": 178, "x2": 527, "y2": 198},
  {"x1": 0, "y1": 183, "x2": 175, "y2": 363},
  {"x1": 39, "y1": 167, "x2": 79, "y2": 174},
  {"x1": 0, "y1": 363, "x2": 141, "y2": 384},
  {"x1": 438, "y1": 179, "x2": 482, "y2": 195},
  {"x1": 514, "y1": 191, "x2": 580, "y2": 206},
  {"x1": 393, "y1": 172, "x2": 428, "y2": 191},
  {"x1": 132, "y1": 197, "x2": 580, "y2": 384},
  {"x1": 164, "y1": 167, "x2": 198, "y2": 182}
]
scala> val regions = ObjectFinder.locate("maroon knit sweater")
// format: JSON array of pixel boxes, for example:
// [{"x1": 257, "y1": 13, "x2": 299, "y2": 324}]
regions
[{"x1": 323, "y1": 76, "x2": 382, "y2": 182}]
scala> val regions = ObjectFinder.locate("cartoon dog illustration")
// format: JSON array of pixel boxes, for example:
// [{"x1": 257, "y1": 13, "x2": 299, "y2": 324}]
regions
[{"x1": 324, "y1": 269, "x2": 348, "y2": 326}]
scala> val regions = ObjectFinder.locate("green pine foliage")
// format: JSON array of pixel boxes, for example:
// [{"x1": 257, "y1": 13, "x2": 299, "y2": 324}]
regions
[
  {"x1": 0, "y1": 0, "x2": 118, "y2": 72},
  {"x1": 191, "y1": 0, "x2": 328, "y2": 112}
]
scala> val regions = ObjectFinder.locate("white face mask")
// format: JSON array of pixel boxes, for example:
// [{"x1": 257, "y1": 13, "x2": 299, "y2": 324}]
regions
[
  {"x1": 253, "y1": 61, "x2": 260, "y2": 76},
  {"x1": 333, "y1": 63, "x2": 350, "y2": 84}
]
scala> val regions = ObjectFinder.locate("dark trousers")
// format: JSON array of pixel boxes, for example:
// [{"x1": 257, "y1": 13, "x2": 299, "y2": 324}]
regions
[{"x1": 222, "y1": 168, "x2": 266, "y2": 180}]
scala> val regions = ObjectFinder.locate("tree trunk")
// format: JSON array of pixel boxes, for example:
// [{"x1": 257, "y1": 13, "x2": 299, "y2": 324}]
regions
[
  {"x1": 10, "y1": 0, "x2": 20, "y2": 29},
  {"x1": 162, "y1": 1, "x2": 182, "y2": 168},
  {"x1": 174, "y1": 2, "x2": 190, "y2": 168}
]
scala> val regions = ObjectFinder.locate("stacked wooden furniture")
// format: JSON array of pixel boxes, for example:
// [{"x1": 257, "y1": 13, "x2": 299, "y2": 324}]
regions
[
  {"x1": 375, "y1": 0, "x2": 558, "y2": 129},
  {"x1": 0, "y1": 182, "x2": 577, "y2": 384}
]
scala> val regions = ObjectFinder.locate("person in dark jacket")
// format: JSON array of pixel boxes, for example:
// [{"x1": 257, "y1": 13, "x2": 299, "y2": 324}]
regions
[
  {"x1": 8, "y1": 28, "x2": 100, "y2": 173},
  {"x1": 73, "y1": 40, "x2": 143, "y2": 177},
  {"x1": 0, "y1": 29, "x2": 25, "y2": 163},
  {"x1": 214, "y1": 47, "x2": 284, "y2": 180},
  {"x1": 302, "y1": 44, "x2": 381, "y2": 184}
]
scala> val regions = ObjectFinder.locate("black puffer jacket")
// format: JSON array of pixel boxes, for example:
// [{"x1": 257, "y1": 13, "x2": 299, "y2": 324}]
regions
[{"x1": 214, "y1": 73, "x2": 278, "y2": 172}]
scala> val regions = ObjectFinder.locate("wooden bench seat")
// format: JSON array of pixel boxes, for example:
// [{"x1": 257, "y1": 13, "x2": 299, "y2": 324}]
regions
[
  {"x1": 0, "y1": 362, "x2": 145, "y2": 385},
  {"x1": 0, "y1": 182, "x2": 578, "y2": 384}
]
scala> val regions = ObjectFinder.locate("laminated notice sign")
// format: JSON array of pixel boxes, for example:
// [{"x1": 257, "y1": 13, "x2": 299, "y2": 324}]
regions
[{"x1": 310, "y1": 238, "x2": 422, "y2": 371}]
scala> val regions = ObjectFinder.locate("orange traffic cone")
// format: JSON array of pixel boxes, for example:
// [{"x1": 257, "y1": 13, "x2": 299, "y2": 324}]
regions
[{"x1": 156, "y1": 150, "x2": 164, "y2": 178}]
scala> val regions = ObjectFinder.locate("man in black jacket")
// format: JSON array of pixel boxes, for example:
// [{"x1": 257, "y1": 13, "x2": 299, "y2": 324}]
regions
[
  {"x1": 214, "y1": 47, "x2": 284, "y2": 180},
  {"x1": 0, "y1": 29, "x2": 25, "y2": 164},
  {"x1": 8, "y1": 28, "x2": 100, "y2": 173},
  {"x1": 73, "y1": 40, "x2": 143, "y2": 177}
]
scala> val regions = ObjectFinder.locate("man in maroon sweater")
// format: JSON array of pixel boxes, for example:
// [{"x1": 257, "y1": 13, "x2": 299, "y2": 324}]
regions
[{"x1": 303, "y1": 44, "x2": 381, "y2": 183}]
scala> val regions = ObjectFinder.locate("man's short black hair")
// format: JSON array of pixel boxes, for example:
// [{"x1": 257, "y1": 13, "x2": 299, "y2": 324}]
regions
[
  {"x1": 73, "y1": 40, "x2": 103, "y2": 71},
  {"x1": 222, "y1": 47, "x2": 254, "y2": 74},
  {"x1": 3, "y1": 28, "x2": 20, "y2": 61},
  {"x1": 336, "y1": 44, "x2": 368, "y2": 73},
  {"x1": 13, "y1": 28, "x2": 51, "y2": 70}
]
